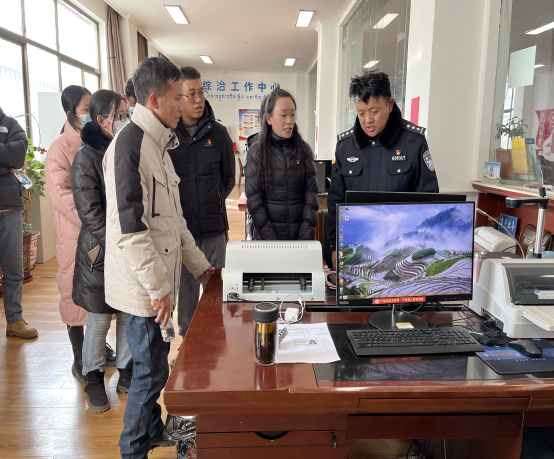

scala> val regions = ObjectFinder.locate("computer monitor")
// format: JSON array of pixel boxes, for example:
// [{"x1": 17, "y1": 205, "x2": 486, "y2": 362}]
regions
[
  {"x1": 345, "y1": 191, "x2": 466, "y2": 204},
  {"x1": 315, "y1": 160, "x2": 333, "y2": 193},
  {"x1": 336, "y1": 202, "x2": 475, "y2": 329}
]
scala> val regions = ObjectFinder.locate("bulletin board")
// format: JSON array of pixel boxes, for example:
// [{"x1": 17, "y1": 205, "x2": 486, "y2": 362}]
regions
[{"x1": 238, "y1": 109, "x2": 260, "y2": 141}]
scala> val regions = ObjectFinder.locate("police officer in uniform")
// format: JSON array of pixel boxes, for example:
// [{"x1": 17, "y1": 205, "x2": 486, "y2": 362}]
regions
[{"x1": 328, "y1": 72, "x2": 439, "y2": 267}]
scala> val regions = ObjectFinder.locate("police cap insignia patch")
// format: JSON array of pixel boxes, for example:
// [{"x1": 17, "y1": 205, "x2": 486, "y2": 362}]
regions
[
  {"x1": 423, "y1": 150, "x2": 435, "y2": 172},
  {"x1": 347, "y1": 157, "x2": 359, "y2": 163}
]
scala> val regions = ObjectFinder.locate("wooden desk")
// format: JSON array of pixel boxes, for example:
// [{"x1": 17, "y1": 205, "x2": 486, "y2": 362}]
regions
[
  {"x1": 238, "y1": 192, "x2": 247, "y2": 212},
  {"x1": 165, "y1": 271, "x2": 554, "y2": 458}
]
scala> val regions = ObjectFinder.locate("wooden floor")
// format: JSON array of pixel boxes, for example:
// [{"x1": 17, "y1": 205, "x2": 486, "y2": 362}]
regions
[
  {"x1": 0, "y1": 185, "x2": 247, "y2": 458},
  {"x1": 0, "y1": 184, "x2": 409, "y2": 458}
]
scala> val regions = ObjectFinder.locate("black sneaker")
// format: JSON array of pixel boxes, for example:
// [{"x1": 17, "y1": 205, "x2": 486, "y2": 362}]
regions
[
  {"x1": 84, "y1": 370, "x2": 110, "y2": 413},
  {"x1": 71, "y1": 354, "x2": 87, "y2": 384},
  {"x1": 149, "y1": 431, "x2": 175, "y2": 450},
  {"x1": 116, "y1": 360, "x2": 133, "y2": 394},
  {"x1": 105, "y1": 343, "x2": 117, "y2": 367}
]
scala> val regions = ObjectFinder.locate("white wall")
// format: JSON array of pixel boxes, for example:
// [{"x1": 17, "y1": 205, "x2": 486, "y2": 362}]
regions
[
  {"x1": 315, "y1": 22, "x2": 340, "y2": 159},
  {"x1": 403, "y1": 0, "x2": 435, "y2": 129},
  {"x1": 200, "y1": 71, "x2": 309, "y2": 153},
  {"x1": 404, "y1": 0, "x2": 501, "y2": 195}
]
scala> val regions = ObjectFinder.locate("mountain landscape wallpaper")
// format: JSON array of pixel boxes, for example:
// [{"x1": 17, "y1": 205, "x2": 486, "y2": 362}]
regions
[{"x1": 338, "y1": 203, "x2": 474, "y2": 299}]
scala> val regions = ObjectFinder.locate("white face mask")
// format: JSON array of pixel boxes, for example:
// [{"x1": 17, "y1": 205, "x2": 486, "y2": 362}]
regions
[
  {"x1": 129, "y1": 106, "x2": 135, "y2": 116},
  {"x1": 104, "y1": 119, "x2": 130, "y2": 137},
  {"x1": 77, "y1": 113, "x2": 92, "y2": 127}
]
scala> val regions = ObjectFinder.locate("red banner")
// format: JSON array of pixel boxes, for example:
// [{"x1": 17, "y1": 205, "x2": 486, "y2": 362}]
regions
[{"x1": 535, "y1": 109, "x2": 554, "y2": 154}]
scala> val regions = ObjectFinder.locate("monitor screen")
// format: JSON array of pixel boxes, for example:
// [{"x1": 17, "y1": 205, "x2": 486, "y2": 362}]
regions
[{"x1": 337, "y1": 202, "x2": 475, "y2": 306}]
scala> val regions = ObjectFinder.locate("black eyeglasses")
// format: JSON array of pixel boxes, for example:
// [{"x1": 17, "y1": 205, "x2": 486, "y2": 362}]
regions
[{"x1": 102, "y1": 113, "x2": 131, "y2": 122}]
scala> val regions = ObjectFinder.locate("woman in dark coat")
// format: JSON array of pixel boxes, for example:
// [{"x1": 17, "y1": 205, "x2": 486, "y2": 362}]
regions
[
  {"x1": 71, "y1": 90, "x2": 132, "y2": 413},
  {"x1": 245, "y1": 86, "x2": 319, "y2": 240}
]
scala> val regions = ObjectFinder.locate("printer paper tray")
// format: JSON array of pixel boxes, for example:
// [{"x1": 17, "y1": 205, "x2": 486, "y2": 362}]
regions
[{"x1": 522, "y1": 306, "x2": 554, "y2": 332}]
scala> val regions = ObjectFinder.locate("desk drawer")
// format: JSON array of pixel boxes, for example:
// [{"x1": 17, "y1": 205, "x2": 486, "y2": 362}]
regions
[
  {"x1": 349, "y1": 414, "x2": 523, "y2": 439},
  {"x1": 197, "y1": 430, "x2": 346, "y2": 448},
  {"x1": 358, "y1": 397, "x2": 530, "y2": 414},
  {"x1": 197, "y1": 446, "x2": 346, "y2": 459}
]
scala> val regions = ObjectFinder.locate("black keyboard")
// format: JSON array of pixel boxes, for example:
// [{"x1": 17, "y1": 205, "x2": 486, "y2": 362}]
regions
[{"x1": 347, "y1": 327, "x2": 485, "y2": 357}]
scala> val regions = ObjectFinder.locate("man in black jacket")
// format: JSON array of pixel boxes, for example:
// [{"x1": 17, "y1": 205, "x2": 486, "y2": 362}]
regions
[
  {"x1": 169, "y1": 66, "x2": 235, "y2": 337},
  {"x1": 0, "y1": 107, "x2": 38, "y2": 339}
]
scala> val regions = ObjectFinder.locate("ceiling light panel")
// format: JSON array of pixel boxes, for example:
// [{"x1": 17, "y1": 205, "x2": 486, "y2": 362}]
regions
[
  {"x1": 164, "y1": 5, "x2": 188, "y2": 24},
  {"x1": 296, "y1": 10, "x2": 314, "y2": 27},
  {"x1": 526, "y1": 21, "x2": 554, "y2": 35},
  {"x1": 373, "y1": 13, "x2": 399, "y2": 29},
  {"x1": 363, "y1": 60, "x2": 379, "y2": 69},
  {"x1": 200, "y1": 55, "x2": 213, "y2": 64},
  {"x1": 284, "y1": 58, "x2": 296, "y2": 66},
  {"x1": 535, "y1": 64, "x2": 545, "y2": 68}
]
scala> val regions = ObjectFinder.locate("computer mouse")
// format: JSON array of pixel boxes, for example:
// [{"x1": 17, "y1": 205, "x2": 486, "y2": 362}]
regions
[{"x1": 508, "y1": 339, "x2": 543, "y2": 358}]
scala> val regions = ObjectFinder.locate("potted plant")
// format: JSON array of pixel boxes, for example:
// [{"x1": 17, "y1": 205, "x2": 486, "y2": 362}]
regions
[
  {"x1": 495, "y1": 117, "x2": 528, "y2": 180},
  {"x1": 22, "y1": 140, "x2": 46, "y2": 280}
]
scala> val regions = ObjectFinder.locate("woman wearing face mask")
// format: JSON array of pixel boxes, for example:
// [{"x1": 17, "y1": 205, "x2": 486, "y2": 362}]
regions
[
  {"x1": 46, "y1": 85, "x2": 108, "y2": 384},
  {"x1": 245, "y1": 85, "x2": 319, "y2": 240},
  {"x1": 71, "y1": 90, "x2": 132, "y2": 412}
]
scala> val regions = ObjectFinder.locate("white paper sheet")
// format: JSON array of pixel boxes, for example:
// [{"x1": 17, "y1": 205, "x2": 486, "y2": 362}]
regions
[{"x1": 276, "y1": 323, "x2": 340, "y2": 364}]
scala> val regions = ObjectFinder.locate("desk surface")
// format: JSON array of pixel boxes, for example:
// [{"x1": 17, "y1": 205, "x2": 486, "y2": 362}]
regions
[{"x1": 164, "y1": 271, "x2": 554, "y2": 416}]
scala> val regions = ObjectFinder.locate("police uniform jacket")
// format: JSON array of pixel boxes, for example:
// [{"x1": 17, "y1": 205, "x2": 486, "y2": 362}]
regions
[{"x1": 328, "y1": 102, "x2": 439, "y2": 251}]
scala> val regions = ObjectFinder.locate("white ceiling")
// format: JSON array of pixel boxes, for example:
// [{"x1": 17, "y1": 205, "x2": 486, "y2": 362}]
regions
[
  {"x1": 110, "y1": 0, "x2": 353, "y2": 72},
  {"x1": 510, "y1": 0, "x2": 554, "y2": 69}
]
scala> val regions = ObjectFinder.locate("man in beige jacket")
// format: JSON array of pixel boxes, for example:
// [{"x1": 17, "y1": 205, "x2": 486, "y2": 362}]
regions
[{"x1": 103, "y1": 57, "x2": 213, "y2": 459}]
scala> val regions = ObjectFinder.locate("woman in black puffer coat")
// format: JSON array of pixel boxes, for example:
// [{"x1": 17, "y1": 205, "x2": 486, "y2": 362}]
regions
[
  {"x1": 245, "y1": 86, "x2": 319, "y2": 240},
  {"x1": 70, "y1": 90, "x2": 132, "y2": 413}
]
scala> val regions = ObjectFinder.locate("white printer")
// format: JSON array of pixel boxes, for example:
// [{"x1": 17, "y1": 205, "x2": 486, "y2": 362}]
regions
[
  {"x1": 473, "y1": 227, "x2": 516, "y2": 253},
  {"x1": 222, "y1": 240, "x2": 326, "y2": 302},
  {"x1": 469, "y1": 258, "x2": 554, "y2": 338}
]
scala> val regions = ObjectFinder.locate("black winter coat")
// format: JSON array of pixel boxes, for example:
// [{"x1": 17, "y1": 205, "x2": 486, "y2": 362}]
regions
[
  {"x1": 169, "y1": 101, "x2": 235, "y2": 239},
  {"x1": 70, "y1": 123, "x2": 117, "y2": 315},
  {"x1": 328, "y1": 102, "x2": 439, "y2": 251},
  {"x1": 245, "y1": 132, "x2": 319, "y2": 240},
  {"x1": 0, "y1": 107, "x2": 28, "y2": 210}
]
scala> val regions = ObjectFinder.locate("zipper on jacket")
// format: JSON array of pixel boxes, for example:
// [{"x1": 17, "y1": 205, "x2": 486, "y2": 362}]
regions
[
  {"x1": 152, "y1": 178, "x2": 160, "y2": 217},
  {"x1": 279, "y1": 143, "x2": 290, "y2": 239},
  {"x1": 214, "y1": 179, "x2": 222, "y2": 206},
  {"x1": 90, "y1": 246, "x2": 103, "y2": 272}
]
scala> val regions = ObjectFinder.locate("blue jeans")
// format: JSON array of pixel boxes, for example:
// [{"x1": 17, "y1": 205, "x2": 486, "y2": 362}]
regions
[
  {"x1": 119, "y1": 315, "x2": 170, "y2": 459},
  {"x1": 0, "y1": 210, "x2": 23, "y2": 324},
  {"x1": 82, "y1": 312, "x2": 132, "y2": 374}
]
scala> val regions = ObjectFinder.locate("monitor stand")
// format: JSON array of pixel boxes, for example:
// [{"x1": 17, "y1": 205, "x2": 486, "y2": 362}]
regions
[{"x1": 369, "y1": 304, "x2": 428, "y2": 330}]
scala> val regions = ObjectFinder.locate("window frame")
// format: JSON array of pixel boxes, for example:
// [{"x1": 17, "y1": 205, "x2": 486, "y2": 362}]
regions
[{"x1": 0, "y1": 0, "x2": 101, "y2": 140}]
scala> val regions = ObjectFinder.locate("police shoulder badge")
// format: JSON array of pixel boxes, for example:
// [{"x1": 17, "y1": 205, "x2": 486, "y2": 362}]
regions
[
  {"x1": 423, "y1": 150, "x2": 435, "y2": 172},
  {"x1": 347, "y1": 156, "x2": 359, "y2": 163}
]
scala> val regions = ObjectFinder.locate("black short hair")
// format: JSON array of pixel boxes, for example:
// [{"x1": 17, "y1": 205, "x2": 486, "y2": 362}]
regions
[
  {"x1": 124, "y1": 78, "x2": 135, "y2": 100},
  {"x1": 132, "y1": 57, "x2": 183, "y2": 106},
  {"x1": 180, "y1": 66, "x2": 201, "y2": 81},
  {"x1": 349, "y1": 71, "x2": 391, "y2": 104},
  {"x1": 61, "y1": 85, "x2": 91, "y2": 132}
]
